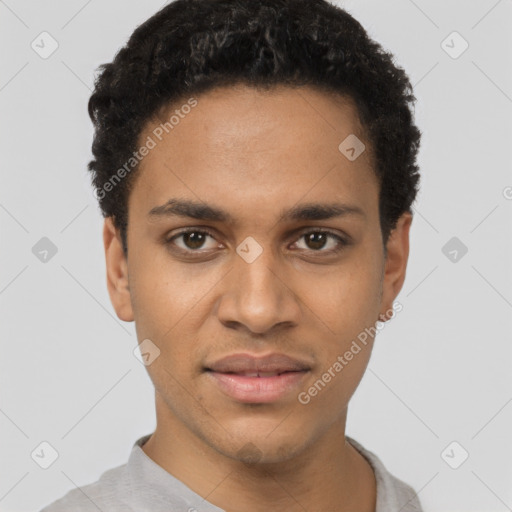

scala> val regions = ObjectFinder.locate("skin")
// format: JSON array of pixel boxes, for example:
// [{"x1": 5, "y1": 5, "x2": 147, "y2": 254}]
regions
[{"x1": 103, "y1": 83, "x2": 412, "y2": 512}]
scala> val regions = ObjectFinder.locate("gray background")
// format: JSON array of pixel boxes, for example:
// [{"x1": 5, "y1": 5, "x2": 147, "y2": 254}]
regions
[{"x1": 1, "y1": 1, "x2": 511, "y2": 511}]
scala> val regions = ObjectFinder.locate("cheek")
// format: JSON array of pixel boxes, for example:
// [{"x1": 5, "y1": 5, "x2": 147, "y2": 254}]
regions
[
  {"x1": 129, "y1": 255, "x2": 217, "y2": 335},
  {"x1": 306, "y1": 256, "x2": 382, "y2": 333},
  {"x1": 129, "y1": 260, "x2": 217, "y2": 379},
  {"x1": 301, "y1": 279, "x2": 379, "y2": 411},
  {"x1": 300, "y1": 251, "x2": 382, "y2": 395}
]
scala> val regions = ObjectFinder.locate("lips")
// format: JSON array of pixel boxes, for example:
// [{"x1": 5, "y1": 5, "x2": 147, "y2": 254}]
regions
[
  {"x1": 204, "y1": 353, "x2": 311, "y2": 403},
  {"x1": 229, "y1": 371, "x2": 284, "y2": 377},
  {"x1": 205, "y1": 352, "x2": 311, "y2": 375}
]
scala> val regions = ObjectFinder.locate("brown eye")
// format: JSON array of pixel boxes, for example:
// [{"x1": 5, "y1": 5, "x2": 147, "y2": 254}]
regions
[
  {"x1": 304, "y1": 232, "x2": 329, "y2": 250},
  {"x1": 167, "y1": 229, "x2": 219, "y2": 252},
  {"x1": 292, "y1": 230, "x2": 348, "y2": 254},
  {"x1": 182, "y1": 232, "x2": 208, "y2": 249}
]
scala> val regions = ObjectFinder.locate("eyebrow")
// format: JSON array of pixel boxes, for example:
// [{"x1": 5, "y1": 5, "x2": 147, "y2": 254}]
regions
[
  {"x1": 147, "y1": 198, "x2": 366, "y2": 223},
  {"x1": 279, "y1": 202, "x2": 365, "y2": 222},
  {"x1": 148, "y1": 199, "x2": 231, "y2": 222}
]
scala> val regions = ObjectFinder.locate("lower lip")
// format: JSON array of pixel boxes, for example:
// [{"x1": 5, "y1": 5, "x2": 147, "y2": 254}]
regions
[{"x1": 207, "y1": 371, "x2": 308, "y2": 403}]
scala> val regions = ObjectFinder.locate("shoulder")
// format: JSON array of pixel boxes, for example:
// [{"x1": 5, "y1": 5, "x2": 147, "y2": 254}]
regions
[
  {"x1": 38, "y1": 463, "x2": 131, "y2": 512},
  {"x1": 346, "y1": 436, "x2": 424, "y2": 512}
]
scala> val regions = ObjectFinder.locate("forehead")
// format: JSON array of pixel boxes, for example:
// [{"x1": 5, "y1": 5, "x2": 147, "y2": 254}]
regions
[{"x1": 129, "y1": 84, "x2": 378, "y2": 223}]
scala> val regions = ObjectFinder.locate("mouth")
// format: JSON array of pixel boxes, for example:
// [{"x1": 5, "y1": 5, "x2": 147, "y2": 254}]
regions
[
  {"x1": 212, "y1": 370, "x2": 297, "y2": 377},
  {"x1": 204, "y1": 353, "x2": 311, "y2": 403}
]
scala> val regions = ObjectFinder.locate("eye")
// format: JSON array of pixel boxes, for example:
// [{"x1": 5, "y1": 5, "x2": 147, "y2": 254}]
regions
[
  {"x1": 167, "y1": 229, "x2": 219, "y2": 252},
  {"x1": 292, "y1": 230, "x2": 348, "y2": 253}
]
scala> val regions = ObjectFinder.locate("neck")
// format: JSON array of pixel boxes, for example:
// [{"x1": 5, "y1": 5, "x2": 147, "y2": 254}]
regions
[{"x1": 142, "y1": 393, "x2": 376, "y2": 512}]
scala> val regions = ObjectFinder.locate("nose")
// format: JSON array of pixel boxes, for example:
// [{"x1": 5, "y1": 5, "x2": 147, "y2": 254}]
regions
[{"x1": 216, "y1": 246, "x2": 302, "y2": 335}]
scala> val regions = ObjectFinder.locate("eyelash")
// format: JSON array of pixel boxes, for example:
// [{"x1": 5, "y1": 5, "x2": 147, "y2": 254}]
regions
[{"x1": 165, "y1": 227, "x2": 349, "y2": 258}]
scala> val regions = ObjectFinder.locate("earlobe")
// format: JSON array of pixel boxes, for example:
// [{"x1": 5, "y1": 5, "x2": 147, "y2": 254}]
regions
[
  {"x1": 378, "y1": 212, "x2": 412, "y2": 322},
  {"x1": 103, "y1": 217, "x2": 135, "y2": 322}
]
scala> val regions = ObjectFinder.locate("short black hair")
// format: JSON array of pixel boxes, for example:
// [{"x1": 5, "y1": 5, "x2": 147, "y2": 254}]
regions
[{"x1": 88, "y1": 0, "x2": 421, "y2": 256}]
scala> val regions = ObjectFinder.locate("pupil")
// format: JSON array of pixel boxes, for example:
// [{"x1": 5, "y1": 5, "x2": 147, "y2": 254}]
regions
[
  {"x1": 306, "y1": 233, "x2": 327, "y2": 250},
  {"x1": 184, "y1": 232, "x2": 205, "y2": 249}
]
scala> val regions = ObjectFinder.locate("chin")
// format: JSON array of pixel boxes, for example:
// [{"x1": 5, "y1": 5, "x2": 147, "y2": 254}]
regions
[
  {"x1": 212, "y1": 425, "x2": 310, "y2": 466},
  {"x1": 229, "y1": 442, "x2": 304, "y2": 465}
]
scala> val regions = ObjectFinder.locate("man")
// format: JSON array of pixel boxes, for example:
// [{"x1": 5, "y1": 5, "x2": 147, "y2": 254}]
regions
[{"x1": 41, "y1": 0, "x2": 423, "y2": 510}]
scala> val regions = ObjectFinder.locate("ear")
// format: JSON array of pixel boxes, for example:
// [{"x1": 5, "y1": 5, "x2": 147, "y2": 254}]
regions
[
  {"x1": 103, "y1": 217, "x2": 134, "y2": 322},
  {"x1": 378, "y1": 212, "x2": 412, "y2": 322}
]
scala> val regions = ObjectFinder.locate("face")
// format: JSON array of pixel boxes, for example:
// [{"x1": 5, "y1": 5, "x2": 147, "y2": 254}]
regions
[{"x1": 104, "y1": 84, "x2": 411, "y2": 464}]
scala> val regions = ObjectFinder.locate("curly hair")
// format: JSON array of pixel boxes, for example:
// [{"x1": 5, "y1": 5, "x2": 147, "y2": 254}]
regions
[{"x1": 88, "y1": 0, "x2": 421, "y2": 256}]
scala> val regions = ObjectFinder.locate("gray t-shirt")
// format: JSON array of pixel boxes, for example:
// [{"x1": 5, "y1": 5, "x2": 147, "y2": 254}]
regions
[{"x1": 39, "y1": 434, "x2": 423, "y2": 512}]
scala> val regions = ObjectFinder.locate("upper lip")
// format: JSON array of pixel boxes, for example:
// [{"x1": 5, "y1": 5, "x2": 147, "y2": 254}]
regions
[{"x1": 205, "y1": 353, "x2": 311, "y2": 374}]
